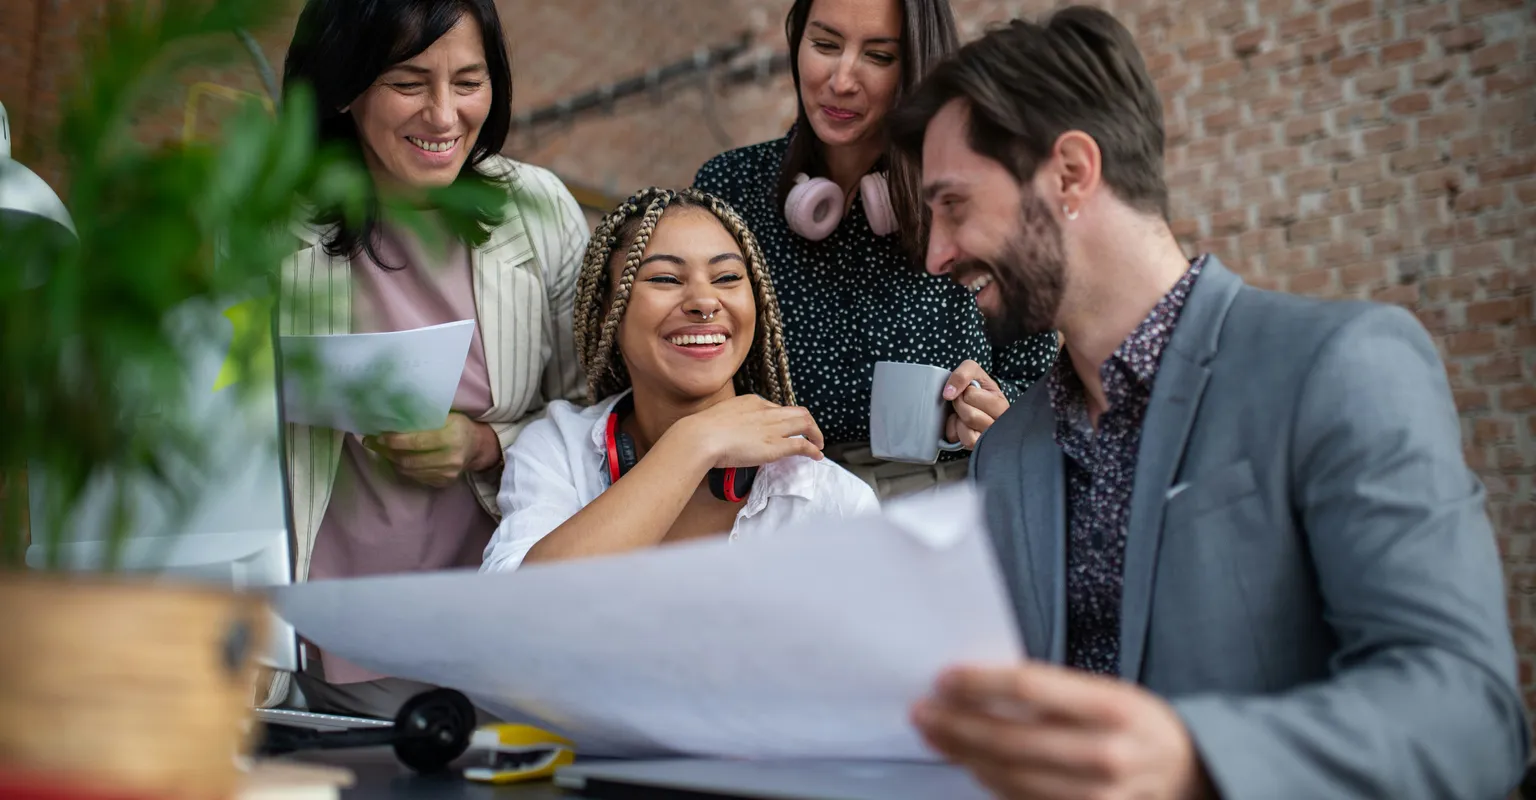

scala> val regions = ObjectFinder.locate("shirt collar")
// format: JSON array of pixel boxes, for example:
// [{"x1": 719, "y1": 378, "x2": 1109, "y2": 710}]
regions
[{"x1": 585, "y1": 390, "x2": 819, "y2": 509}]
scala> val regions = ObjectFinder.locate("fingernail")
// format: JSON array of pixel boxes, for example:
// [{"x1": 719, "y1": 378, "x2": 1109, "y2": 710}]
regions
[{"x1": 943, "y1": 386, "x2": 957, "y2": 400}]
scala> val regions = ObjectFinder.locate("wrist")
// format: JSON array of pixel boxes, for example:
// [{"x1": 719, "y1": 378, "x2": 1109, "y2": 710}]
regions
[
  {"x1": 651, "y1": 421, "x2": 717, "y2": 477},
  {"x1": 466, "y1": 419, "x2": 502, "y2": 472}
]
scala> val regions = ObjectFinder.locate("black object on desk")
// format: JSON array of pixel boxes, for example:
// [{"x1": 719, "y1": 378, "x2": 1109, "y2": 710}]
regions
[{"x1": 259, "y1": 688, "x2": 478, "y2": 774}]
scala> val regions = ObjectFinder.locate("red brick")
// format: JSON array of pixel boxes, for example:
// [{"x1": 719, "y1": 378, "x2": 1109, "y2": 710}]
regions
[
  {"x1": 1447, "y1": 331, "x2": 1500, "y2": 356},
  {"x1": 1412, "y1": 59, "x2": 1457, "y2": 87},
  {"x1": 1332, "y1": 101, "x2": 1386, "y2": 128},
  {"x1": 1170, "y1": 217, "x2": 1201, "y2": 239},
  {"x1": 1463, "y1": 0, "x2": 1525, "y2": 18},
  {"x1": 1302, "y1": 83, "x2": 1345, "y2": 111},
  {"x1": 1249, "y1": 95, "x2": 1294, "y2": 121},
  {"x1": 1388, "y1": 92, "x2": 1433, "y2": 115},
  {"x1": 1454, "y1": 186, "x2": 1508, "y2": 213},
  {"x1": 1299, "y1": 34, "x2": 1344, "y2": 63},
  {"x1": 1320, "y1": 239, "x2": 1367, "y2": 265},
  {"x1": 1479, "y1": 156, "x2": 1536, "y2": 184},
  {"x1": 1390, "y1": 146, "x2": 1445, "y2": 174},
  {"x1": 1347, "y1": 21, "x2": 1393, "y2": 49},
  {"x1": 1419, "y1": 112, "x2": 1470, "y2": 140},
  {"x1": 1204, "y1": 107, "x2": 1243, "y2": 135},
  {"x1": 1235, "y1": 125, "x2": 1276, "y2": 150},
  {"x1": 1416, "y1": 307, "x2": 1449, "y2": 334},
  {"x1": 1290, "y1": 268, "x2": 1337, "y2": 295},
  {"x1": 1233, "y1": 28, "x2": 1269, "y2": 57},
  {"x1": 1330, "y1": 52, "x2": 1374, "y2": 77},
  {"x1": 1363, "y1": 123, "x2": 1410, "y2": 153},
  {"x1": 1355, "y1": 68, "x2": 1403, "y2": 96},
  {"x1": 1500, "y1": 386, "x2": 1536, "y2": 412},
  {"x1": 1250, "y1": 43, "x2": 1301, "y2": 71},
  {"x1": 1360, "y1": 180, "x2": 1404, "y2": 208},
  {"x1": 1468, "y1": 297, "x2": 1532, "y2": 326},
  {"x1": 1279, "y1": 13, "x2": 1322, "y2": 41},
  {"x1": 1371, "y1": 283, "x2": 1420, "y2": 307},
  {"x1": 1452, "y1": 134, "x2": 1502, "y2": 160},
  {"x1": 1285, "y1": 114, "x2": 1329, "y2": 144},
  {"x1": 1184, "y1": 40, "x2": 1223, "y2": 62},
  {"x1": 1405, "y1": 4, "x2": 1454, "y2": 34},
  {"x1": 1329, "y1": 0, "x2": 1373, "y2": 25},
  {"x1": 1203, "y1": 61, "x2": 1245, "y2": 86},
  {"x1": 1346, "y1": 209, "x2": 1387, "y2": 235},
  {"x1": 1261, "y1": 148, "x2": 1303, "y2": 171},
  {"x1": 1474, "y1": 417, "x2": 1518, "y2": 445},
  {"x1": 1456, "y1": 389, "x2": 1494, "y2": 412},
  {"x1": 1208, "y1": 4, "x2": 1249, "y2": 32},
  {"x1": 1471, "y1": 41, "x2": 1521, "y2": 75},
  {"x1": 1337, "y1": 158, "x2": 1386, "y2": 184},
  {"x1": 1515, "y1": 325, "x2": 1536, "y2": 348},
  {"x1": 1341, "y1": 261, "x2": 1387, "y2": 289},
  {"x1": 1289, "y1": 217, "x2": 1335, "y2": 244},
  {"x1": 1455, "y1": 242, "x2": 1509, "y2": 270},
  {"x1": 1380, "y1": 39, "x2": 1428, "y2": 65},
  {"x1": 1441, "y1": 26, "x2": 1488, "y2": 52},
  {"x1": 1487, "y1": 68, "x2": 1536, "y2": 96},
  {"x1": 1211, "y1": 209, "x2": 1250, "y2": 235},
  {"x1": 1516, "y1": 179, "x2": 1536, "y2": 205},
  {"x1": 1312, "y1": 136, "x2": 1358, "y2": 162}
]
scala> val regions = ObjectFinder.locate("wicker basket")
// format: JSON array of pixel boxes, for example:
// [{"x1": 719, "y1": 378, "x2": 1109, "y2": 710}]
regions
[{"x1": 0, "y1": 572, "x2": 268, "y2": 799}]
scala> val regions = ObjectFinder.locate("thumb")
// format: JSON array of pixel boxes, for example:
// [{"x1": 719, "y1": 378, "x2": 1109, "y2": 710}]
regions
[{"x1": 943, "y1": 366, "x2": 983, "y2": 400}]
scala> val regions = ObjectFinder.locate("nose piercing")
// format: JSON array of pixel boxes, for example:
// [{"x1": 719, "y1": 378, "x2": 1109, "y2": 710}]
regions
[{"x1": 692, "y1": 309, "x2": 716, "y2": 321}]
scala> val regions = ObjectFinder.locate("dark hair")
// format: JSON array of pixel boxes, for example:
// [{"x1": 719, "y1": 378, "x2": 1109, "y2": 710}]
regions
[
  {"x1": 889, "y1": 5, "x2": 1169, "y2": 220},
  {"x1": 576, "y1": 187, "x2": 796, "y2": 407},
  {"x1": 778, "y1": 0, "x2": 959, "y2": 262},
  {"x1": 282, "y1": 0, "x2": 514, "y2": 267}
]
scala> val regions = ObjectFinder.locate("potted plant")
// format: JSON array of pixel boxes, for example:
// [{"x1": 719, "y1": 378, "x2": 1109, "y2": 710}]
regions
[{"x1": 0, "y1": 0, "x2": 393, "y2": 795}]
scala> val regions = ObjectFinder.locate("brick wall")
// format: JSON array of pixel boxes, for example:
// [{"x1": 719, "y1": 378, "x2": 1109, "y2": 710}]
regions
[{"x1": 3, "y1": 0, "x2": 1533, "y2": 707}]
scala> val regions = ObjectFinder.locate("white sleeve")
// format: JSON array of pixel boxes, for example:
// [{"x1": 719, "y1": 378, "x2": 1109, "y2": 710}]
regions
[
  {"x1": 818, "y1": 461, "x2": 882, "y2": 517},
  {"x1": 482, "y1": 416, "x2": 587, "y2": 573}
]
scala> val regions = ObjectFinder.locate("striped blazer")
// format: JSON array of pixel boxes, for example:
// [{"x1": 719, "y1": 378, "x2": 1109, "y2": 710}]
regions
[{"x1": 258, "y1": 156, "x2": 588, "y2": 707}]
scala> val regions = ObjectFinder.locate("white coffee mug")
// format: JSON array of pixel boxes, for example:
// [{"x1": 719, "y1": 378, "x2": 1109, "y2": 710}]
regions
[{"x1": 869, "y1": 361, "x2": 967, "y2": 464}]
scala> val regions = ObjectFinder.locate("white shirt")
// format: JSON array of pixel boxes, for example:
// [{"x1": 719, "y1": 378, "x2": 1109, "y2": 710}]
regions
[{"x1": 482, "y1": 392, "x2": 881, "y2": 572}]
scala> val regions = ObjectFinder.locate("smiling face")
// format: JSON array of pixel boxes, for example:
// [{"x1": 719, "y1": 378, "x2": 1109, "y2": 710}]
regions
[
  {"x1": 921, "y1": 100, "x2": 1067, "y2": 346},
  {"x1": 796, "y1": 0, "x2": 904, "y2": 154},
  {"x1": 612, "y1": 207, "x2": 758, "y2": 405},
  {"x1": 347, "y1": 14, "x2": 492, "y2": 192}
]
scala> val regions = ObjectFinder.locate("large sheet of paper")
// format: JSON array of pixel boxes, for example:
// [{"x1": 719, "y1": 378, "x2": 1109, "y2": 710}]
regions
[
  {"x1": 271, "y1": 484, "x2": 1023, "y2": 761},
  {"x1": 279, "y1": 319, "x2": 474, "y2": 435}
]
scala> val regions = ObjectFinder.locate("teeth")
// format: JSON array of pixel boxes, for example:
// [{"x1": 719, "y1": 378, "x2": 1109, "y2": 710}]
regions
[
  {"x1": 667, "y1": 333, "x2": 727, "y2": 346},
  {"x1": 965, "y1": 274, "x2": 993, "y2": 293},
  {"x1": 407, "y1": 136, "x2": 457, "y2": 153}
]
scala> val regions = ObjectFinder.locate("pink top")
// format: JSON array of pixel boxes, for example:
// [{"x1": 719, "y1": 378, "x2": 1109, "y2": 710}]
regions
[{"x1": 308, "y1": 220, "x2": 496, "y2": 684}]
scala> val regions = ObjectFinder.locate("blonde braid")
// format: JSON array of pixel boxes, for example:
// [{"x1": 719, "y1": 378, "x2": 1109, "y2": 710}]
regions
[{"x1": 592, "y1": 191, "x2": 670, "y2": 400}]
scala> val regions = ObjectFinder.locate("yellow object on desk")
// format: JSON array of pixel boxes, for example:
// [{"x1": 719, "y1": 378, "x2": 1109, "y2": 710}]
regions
[{"x1": 461, "y1": 724, "x2": 576, "y2": 784}]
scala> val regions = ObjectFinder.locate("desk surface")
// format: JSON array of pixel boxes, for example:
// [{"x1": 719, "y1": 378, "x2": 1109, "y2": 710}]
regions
[{"x1": 288, "y1": 747, "x2": 585, "y2": 800}]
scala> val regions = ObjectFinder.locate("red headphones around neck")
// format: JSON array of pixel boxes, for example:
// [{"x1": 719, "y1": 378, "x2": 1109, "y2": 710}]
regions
[{"x1": 604, "y1": 394, "x2": 755, "y2": 503}]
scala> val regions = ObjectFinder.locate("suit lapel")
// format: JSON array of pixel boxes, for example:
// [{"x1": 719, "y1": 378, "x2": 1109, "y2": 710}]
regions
[
  {"x1": 1008, "y1": 392, "x2": 1068, "y2": 662},
  {"x1": 472, "y1": 190, "x2": 533, "y2": 418},
  {"x1": 1117, "y1": 258, "x2": 1242, "y2": 682}
]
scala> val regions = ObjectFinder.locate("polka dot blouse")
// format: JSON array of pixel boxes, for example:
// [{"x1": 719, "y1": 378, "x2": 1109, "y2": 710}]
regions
[{"x1": 694, "y1": 135, "x2": 1060, "y2": 449}]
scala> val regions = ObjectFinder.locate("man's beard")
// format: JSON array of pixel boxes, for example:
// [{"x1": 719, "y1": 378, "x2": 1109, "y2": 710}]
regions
[{"x1": 958, "y1": 190, "x2": 1067, "y2": 348}]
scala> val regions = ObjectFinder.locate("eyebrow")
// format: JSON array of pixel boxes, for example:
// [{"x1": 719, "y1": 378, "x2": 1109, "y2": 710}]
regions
[
  {"x1": 808, "y1": 21, "x2": 899, "y2": 46},
  {"x1": 385, "y1": 63, "x2": 488, "y2": 76},
  {"x1": 638, "y1": 253, "x2": 746, "y2": 267},
  {"x1": 921, "y1": 179, "x2": 959, "y2": 204}
]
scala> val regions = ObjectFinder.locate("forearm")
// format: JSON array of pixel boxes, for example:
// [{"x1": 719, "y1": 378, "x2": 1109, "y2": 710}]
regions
[
  {"x1": 522, "y1": 434, "x2": 709, "y2": 564},
  {"x1": 1173, "y1": 646, "x2": 1527, "y2": 800}
]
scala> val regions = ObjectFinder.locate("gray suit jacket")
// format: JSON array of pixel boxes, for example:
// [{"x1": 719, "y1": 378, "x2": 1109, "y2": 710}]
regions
[{"x1": 972, "y1": 257, "x2": 1528, "y2": 799}]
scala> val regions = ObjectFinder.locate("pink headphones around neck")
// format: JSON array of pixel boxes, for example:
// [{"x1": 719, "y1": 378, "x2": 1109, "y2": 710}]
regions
[{"x1": 784, "y1": 172, "x2": 898, "y2": 241}]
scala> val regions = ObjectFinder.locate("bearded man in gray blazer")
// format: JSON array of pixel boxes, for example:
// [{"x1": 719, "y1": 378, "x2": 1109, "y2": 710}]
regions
[{"x1": 889, "y1": 6, "x2": 1527, "y2": 800}]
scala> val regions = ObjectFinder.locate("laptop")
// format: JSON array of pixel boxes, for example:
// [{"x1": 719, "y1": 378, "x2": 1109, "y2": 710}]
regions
[{"x1": 553, "y1": 758, "x2": 991, "y2": 800}]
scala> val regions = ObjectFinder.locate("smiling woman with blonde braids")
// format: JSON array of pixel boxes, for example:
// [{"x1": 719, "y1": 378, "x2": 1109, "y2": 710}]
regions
[{"x1": 482, "y1": 188, "x2": 878, "y2": 572}]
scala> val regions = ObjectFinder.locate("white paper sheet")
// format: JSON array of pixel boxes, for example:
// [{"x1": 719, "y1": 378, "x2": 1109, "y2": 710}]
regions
[
  {"x1": 271, "y1": 483, "x2": 1024, "y2": 760},
  {"x1": 278, "y1": 319, "x2": 474, "y2": 435}
]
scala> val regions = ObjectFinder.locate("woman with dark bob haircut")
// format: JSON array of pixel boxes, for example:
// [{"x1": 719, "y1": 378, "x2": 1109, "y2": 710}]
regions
[{"x1": 265, "y1": 0, "x2": 589, "y2": 718}]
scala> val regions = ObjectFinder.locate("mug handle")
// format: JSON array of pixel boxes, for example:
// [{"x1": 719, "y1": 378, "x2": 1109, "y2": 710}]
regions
[{"x1": 937, "y1": 378, "x2": 982, "y2": 451}]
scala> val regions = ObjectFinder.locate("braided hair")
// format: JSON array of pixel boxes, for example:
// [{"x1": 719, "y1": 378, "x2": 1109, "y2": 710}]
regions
[{"x1": 574, "y1": 187, "x2": 797, "y2": 408}]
